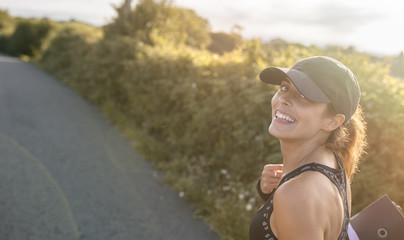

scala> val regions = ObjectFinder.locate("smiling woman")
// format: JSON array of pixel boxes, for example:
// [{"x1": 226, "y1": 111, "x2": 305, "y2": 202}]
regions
[
  {"x1": 250, "y1": 56, "x2": 367, "y2": 240},
  {"x1": 269, "y1": 79, "x2": 332, "y2": 142}
]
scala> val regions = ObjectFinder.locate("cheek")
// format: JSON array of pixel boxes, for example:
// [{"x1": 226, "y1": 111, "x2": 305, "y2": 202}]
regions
[
  {"x1": 271, "y1": 93, "x2": 279, "y2": 110},
  {"x1": 297, "y1": 107, "x2": 328, "y2": 129}
]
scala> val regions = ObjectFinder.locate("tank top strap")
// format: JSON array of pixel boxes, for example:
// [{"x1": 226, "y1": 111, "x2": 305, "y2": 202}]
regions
[{"x1": 278, "y1": 153, "x2": 347, "y2": 195}]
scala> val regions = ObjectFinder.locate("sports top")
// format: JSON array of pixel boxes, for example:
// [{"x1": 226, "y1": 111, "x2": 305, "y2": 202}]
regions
[{"x1": 249, "y1": 154, "x2": 350, "y2": 240}]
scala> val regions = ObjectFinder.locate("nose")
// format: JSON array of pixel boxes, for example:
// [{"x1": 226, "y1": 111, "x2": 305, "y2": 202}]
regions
[{"x1": 279, "y1": 93, "x2": 291, "y2": 106}]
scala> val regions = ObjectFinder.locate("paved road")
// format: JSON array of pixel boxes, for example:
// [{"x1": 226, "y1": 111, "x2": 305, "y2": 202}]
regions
[{"x1": 0, "y1": 54, "x2": 219, "y2": 240}]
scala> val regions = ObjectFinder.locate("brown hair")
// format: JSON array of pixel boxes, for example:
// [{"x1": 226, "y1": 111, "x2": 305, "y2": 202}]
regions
[{"x1": 325, "y1": 105, "x2": 367, "y2": 180}]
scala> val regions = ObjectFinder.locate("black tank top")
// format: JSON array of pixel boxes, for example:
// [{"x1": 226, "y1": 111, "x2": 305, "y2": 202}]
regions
[{"x1": 249, "y1": 154, "x2": 350, "y2": 240}]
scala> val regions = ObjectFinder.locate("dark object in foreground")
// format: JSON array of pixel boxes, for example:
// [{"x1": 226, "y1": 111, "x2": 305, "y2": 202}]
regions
[{"x1": 350, "y1": 195, "x2": 404, "y2": 240}]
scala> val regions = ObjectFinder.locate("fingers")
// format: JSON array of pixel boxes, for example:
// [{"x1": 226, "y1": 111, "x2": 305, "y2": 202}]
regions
[
  {"x1": 263, "y1": 164, "x2": 283, "y2": 173},
  {"x1": 262, "y1": 164, "x2": 283, "y2": 179},
  {"x1": 260, "y1": 164, "x2": 283, "y2": 194},
  {"x1": 260, "y1": 164, "x2": 284, "y2": 194},
  {"x1": 260, "y1": 180, "x2": 279, "y2": 194}
]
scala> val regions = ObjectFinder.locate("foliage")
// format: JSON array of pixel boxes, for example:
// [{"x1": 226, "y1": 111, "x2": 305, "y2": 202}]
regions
[
  {"x1": 4, "y1": 3, "x2": 404, "y2": 239},
  {"x1": 157, "y1": 7, "x2": 212, "y2": 48},
  {"x1": 0, "y1": 9, "x2": 15, "y2": 35},
  {"x1": 104, "y1": 0, "x2": 211, "y2": 48},
  {"x1": 104, "y1": 0, "x2": 167, "y2": 42},
  {"x1": 208, "y1": 31, "x2": 243, "y2": 54},
  {"x1": 0, "y1": 9, "x2": 15, "y2": 53},
  {"x1": 5, "y1": 18, "x2": 53, "y2": 57},
  {"x1": 39, "y1": 21, "x2": 102, "y2": 81},
  {"x1": 390, "y1": 51, "x2": 404, "y2": 78}
]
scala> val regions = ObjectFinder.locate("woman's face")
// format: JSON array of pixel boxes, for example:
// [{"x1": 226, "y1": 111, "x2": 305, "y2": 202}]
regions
[{"x1": 268, "y1": 79, "x2": 332, "y2": 142}]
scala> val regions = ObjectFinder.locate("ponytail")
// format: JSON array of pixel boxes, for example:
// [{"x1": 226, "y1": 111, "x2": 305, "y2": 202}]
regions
[{"x1": 325, "y1": 105, "x2": 367, "y2": 180}]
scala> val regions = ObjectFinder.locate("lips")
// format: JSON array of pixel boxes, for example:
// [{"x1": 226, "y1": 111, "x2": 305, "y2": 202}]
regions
[{"x1": 274, "y1": 110, "x2": 296, "y2": 123}]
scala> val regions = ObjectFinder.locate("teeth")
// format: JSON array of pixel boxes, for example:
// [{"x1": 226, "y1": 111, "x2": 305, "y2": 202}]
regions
[{"x1": 276, "y1": 111, "x2": 295, "y2": 123}]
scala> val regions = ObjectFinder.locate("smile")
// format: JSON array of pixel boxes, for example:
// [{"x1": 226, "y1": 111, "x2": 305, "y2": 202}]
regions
[{"x1": 275, "y1": 111, "x2": 296, "y2": 123}]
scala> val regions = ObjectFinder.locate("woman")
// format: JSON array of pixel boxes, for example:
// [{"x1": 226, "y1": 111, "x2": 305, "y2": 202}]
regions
[{"x1": 249, "y1": 56, "x2": 367, "y2": 240}]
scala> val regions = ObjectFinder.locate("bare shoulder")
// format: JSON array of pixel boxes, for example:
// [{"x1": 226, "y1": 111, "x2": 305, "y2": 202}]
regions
[
  {"x1": 273, "y1": 171, "x2": 341, "y2": 239},
  {"x1": 274, "y1": 171, "x2": 332, "y2": 219},
  {"x1": 276, "y1": 170, "x2": 335, "y2": 200}
]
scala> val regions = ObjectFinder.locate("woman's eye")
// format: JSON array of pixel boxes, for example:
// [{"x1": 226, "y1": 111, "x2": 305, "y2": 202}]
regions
[{"x1": 280, "y1": 85, "x2": 288, "y2": 92}]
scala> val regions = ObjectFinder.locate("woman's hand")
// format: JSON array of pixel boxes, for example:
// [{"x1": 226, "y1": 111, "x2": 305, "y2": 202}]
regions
[{"x1": 260, "y1": 164, "x2": 283, "y2": 194}]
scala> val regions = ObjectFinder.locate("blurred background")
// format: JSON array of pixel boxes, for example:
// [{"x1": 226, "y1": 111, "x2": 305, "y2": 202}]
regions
[
  {"x1": 2, "y1": 0, "x2": 404, "y2": 56},
  {"x1": 1, "y1": 0, "x2": 403, "y2": 239}
]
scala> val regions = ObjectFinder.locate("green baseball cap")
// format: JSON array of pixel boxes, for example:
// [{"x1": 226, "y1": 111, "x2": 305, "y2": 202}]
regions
[{"x1": 259, "y1": 56, "x2": 361, "y2": 124}]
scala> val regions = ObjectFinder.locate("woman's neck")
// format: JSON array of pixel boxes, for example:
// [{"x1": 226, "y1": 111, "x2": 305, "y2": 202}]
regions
[{"x1": 280, "y1": 140, "x2": 327, "y2": 174}]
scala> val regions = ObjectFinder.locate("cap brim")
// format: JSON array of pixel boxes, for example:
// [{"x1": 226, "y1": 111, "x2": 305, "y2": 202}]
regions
[{"x1": 259, "y1": 67, "x2": 331, "y2": 103}]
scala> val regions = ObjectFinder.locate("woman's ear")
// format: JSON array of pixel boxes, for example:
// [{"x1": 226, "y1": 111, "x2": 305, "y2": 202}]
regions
[{"x1": 323, "y1": 114, "x2": 345, "y2": 132}]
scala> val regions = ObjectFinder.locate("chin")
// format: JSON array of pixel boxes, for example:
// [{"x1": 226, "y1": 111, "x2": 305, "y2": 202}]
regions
[
  {"x1": 268, "y1": 123, "x2": 293, "y2": 140},
  {"x1": 268, "y1": 124, "x2": 279, "y2": 138}
]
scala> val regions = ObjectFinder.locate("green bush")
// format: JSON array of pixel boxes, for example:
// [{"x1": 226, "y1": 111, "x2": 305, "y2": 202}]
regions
[
  {"x1": 7, "y1": 19, "x2": 52, "y2": 57},
  {"x1": 0, "y1": 9, "x2": 15, "y2": 53},
  {"x1": 39, "y1": 22, "x2": 102, "y2": 82},
  {"x1": 0, "y1": 9, "x2": 15, "y2": 35},
  {"x1": 208, "y1": 31, "x2": 242, "y2": 54},
  {"x1": 391, "y1": 51, "x2": 404, "y2": 78},
  {"x1": 0, "y1": 35, "x2": 8, "y2": 52}
]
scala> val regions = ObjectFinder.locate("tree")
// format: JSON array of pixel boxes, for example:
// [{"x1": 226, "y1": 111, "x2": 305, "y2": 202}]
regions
[
  {"x1": 104, "y1": 0, "x2": 211, "y2": 48},
  {"x1": 231, "y1": 24, "x2": 244, "y2": 35},
  {"x1": 7, "y1": 19, "x2": 52, "y2": 57},
  {"x1": 157, "y1": 7, "x2": 211, "y2": 48},
  {"x1": 208, "y1": 31, "x2": 242, "y2": 54},
  {"x1": 123, "y1": 0, "x2": 133, "y2": 19},
  {"x1": 267, "y1": 38, "x2": 288, "y2": 51},
  {"x1": 104, "y1": 0, "x2": 169, "y2": 42},
  {"x1": 390, "y1": 51, "x2": 404, "y2": 79},
  {"x1": 0, "y1": 9, "x2": 14, "y2": 35}
]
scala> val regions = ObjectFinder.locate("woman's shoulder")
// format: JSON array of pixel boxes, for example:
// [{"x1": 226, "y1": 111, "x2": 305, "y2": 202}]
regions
[
  {"x1": 275, "y1": 171, "x2": 340, "y2": 217},
  {"x1": 272, "y1": 171, "x2": 340, "y2": 238},
  {"x1": 272, "y1": 171, "x2": 335, "y2": 239},
  {"x1": 277, "y1": 170, "x2": 338, "y2": 202}
]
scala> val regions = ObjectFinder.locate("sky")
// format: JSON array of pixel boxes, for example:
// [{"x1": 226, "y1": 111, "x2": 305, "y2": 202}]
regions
[{"x1": 1, "y1": 0, "x2": 403, "y2": 56}]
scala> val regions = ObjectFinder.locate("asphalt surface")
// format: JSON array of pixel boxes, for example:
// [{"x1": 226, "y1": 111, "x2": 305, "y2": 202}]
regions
[{"x1": 0, "y1": 54, "x2": 219, "y2": 240}]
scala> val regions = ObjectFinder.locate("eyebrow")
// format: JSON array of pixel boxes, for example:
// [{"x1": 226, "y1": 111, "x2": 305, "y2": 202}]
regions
[{"x1": 281, "y1": 77, "x2": 292, "y2": 84}]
